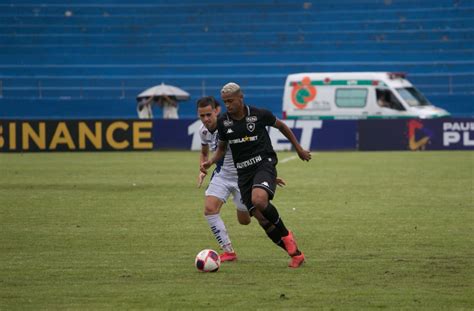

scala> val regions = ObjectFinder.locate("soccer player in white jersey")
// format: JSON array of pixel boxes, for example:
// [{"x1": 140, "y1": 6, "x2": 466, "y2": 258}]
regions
[{"x1": 197, "y1": 96, "x2": 251, "y2": 262}]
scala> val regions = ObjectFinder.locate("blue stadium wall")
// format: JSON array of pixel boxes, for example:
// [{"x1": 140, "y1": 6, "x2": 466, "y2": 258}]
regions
[{"x1": 0, "y1": 0, "x2": 473, "y2": 119}]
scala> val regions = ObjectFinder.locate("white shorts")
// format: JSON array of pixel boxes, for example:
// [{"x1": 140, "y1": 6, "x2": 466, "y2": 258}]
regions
[{"x1": 205, "y1": 172, "x2": 248, "y2": 212}]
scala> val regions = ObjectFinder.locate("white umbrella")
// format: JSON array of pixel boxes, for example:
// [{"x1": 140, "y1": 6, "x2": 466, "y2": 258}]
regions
[{"x1": 137, "y1": 83, "x2": 190, "y2": 101}]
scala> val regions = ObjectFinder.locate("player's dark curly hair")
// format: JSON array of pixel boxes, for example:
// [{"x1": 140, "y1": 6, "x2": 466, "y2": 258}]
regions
[{"x1": 196, "y1": 96, "x2": 221, "y2": 109}]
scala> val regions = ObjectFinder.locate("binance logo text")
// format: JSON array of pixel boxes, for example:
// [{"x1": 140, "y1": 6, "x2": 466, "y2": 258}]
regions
[{"x1": 0, "y1": 120, "x2": 153, "y2": 152}]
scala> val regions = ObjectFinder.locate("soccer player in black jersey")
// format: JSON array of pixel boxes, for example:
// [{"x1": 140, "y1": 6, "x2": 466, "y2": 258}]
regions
[{"x1": 201, "y1": 82, "x2": 311, "y2": 268}]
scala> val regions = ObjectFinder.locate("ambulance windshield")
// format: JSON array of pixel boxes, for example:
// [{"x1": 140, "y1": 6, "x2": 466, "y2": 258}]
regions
[{"x1": 396, "y1": 87, "x2": 431, "y2": 107}]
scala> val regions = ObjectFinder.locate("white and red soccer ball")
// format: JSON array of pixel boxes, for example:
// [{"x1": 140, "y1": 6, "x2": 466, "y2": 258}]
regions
[{"x1": 195, "y1": 249, "x2": 220, "y2": 272}]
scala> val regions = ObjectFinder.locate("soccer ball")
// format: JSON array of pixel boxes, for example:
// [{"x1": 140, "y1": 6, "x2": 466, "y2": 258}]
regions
[{"x1": 195, "y1": 249, "x2": 221, "y2": 272}]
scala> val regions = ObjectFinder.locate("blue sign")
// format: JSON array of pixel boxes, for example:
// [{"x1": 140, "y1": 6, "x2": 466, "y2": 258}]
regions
[
  {"x1": 3, "y1": 118, "x2": 471, "y2": 152},
  {"x1": 359, "y1": 118, "x2": 474, "y2": 151},
  {"x1": 152, "y1": 119, "x2": 194, "y2": 149},
  {"x1": 153, "y1": 119, "x2": 358, "y2": 151},
  {"x1": 267, "y1": 120, "x2": 357, "y2": 151}
]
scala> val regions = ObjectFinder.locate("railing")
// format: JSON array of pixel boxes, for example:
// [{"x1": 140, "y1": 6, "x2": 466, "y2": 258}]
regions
[{"x1": 0, "y1": 73, "x2": 472, "y2": 100}]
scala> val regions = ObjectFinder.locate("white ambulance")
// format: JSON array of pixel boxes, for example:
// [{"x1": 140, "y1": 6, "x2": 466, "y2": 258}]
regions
[{"x1": 282, "y1": 72, "x2": 450, "y2": 119}]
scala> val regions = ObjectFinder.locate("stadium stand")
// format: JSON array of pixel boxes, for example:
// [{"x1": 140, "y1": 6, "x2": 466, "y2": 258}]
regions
[{"x1": 0, "y1": 0, "x2": 472, "y2": 118}]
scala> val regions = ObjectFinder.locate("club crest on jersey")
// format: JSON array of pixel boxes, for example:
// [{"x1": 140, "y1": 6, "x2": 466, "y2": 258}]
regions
[
  {"x1": 223, "y1": 120, "x2": 233, "y2": 127},
  {"x1": 246, "y1": 116, "x2": 257, "y2": 123},
  {"x1": 247, "y1": 123, "x2": 255, "y2": 132}
]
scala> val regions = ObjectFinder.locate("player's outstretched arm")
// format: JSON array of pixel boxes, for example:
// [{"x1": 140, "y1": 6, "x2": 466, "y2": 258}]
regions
[
  {"x1": 200, "y1": 144, "x2": 209, "y2": 164},
  {"x1": 200, "y1": 141, "x2": 227, "y2": 173},
  {"x1": 197, "y1": 144, "x2": 209, "y2": 187},
  {"x1": 274, "y1": 119, "x2": 311, "y2": 161}
]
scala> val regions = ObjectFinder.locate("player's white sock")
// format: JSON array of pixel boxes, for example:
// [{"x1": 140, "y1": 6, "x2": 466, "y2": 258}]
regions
[{"x1": 205, "y1": 214, "x2": 234, "y2": 253}]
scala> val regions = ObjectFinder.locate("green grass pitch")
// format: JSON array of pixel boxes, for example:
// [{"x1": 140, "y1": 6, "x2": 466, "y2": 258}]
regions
[{"x1": 0, "y1": 151, "x2": 473, "y2": 310}]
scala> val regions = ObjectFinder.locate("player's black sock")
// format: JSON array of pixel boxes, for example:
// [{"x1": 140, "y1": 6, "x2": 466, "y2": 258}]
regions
[
  {"x1": 262, "y1": 203, "x2": 289, "y2": 237},
  {"x1": 260, "y1": 221, "x2": 287, "y2": 251},
  {"x1": 276, "y1": 240, "x2": 287, "y2": 250}
]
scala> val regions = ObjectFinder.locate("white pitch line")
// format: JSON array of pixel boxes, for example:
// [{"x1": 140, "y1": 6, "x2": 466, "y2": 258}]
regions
[{"x1": 280, "y1": 155, "x2": 298, "y2": 164}]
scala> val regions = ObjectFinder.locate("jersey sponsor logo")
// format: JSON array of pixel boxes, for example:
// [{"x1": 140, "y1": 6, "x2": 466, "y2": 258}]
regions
[
  {"x1": 229, "y1": 135, "x2": 258, "y2": 144},
  {"x1": 246, "y1": 116, "x2": 257, "y2": 123},
  {"x1": 236, "y1": 155, "x2": 262, "y2": 169},
  {"x1": 247, "y1": 123, "x2": 255, "y2": 132},
  {"x1": 223, "y1": 120, "x2": 233, "y2": 127}
]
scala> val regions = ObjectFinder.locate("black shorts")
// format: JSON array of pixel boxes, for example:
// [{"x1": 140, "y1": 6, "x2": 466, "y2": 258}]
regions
[{"x1": 238, "y1": 159, "x2": 277, "y2": 211}]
